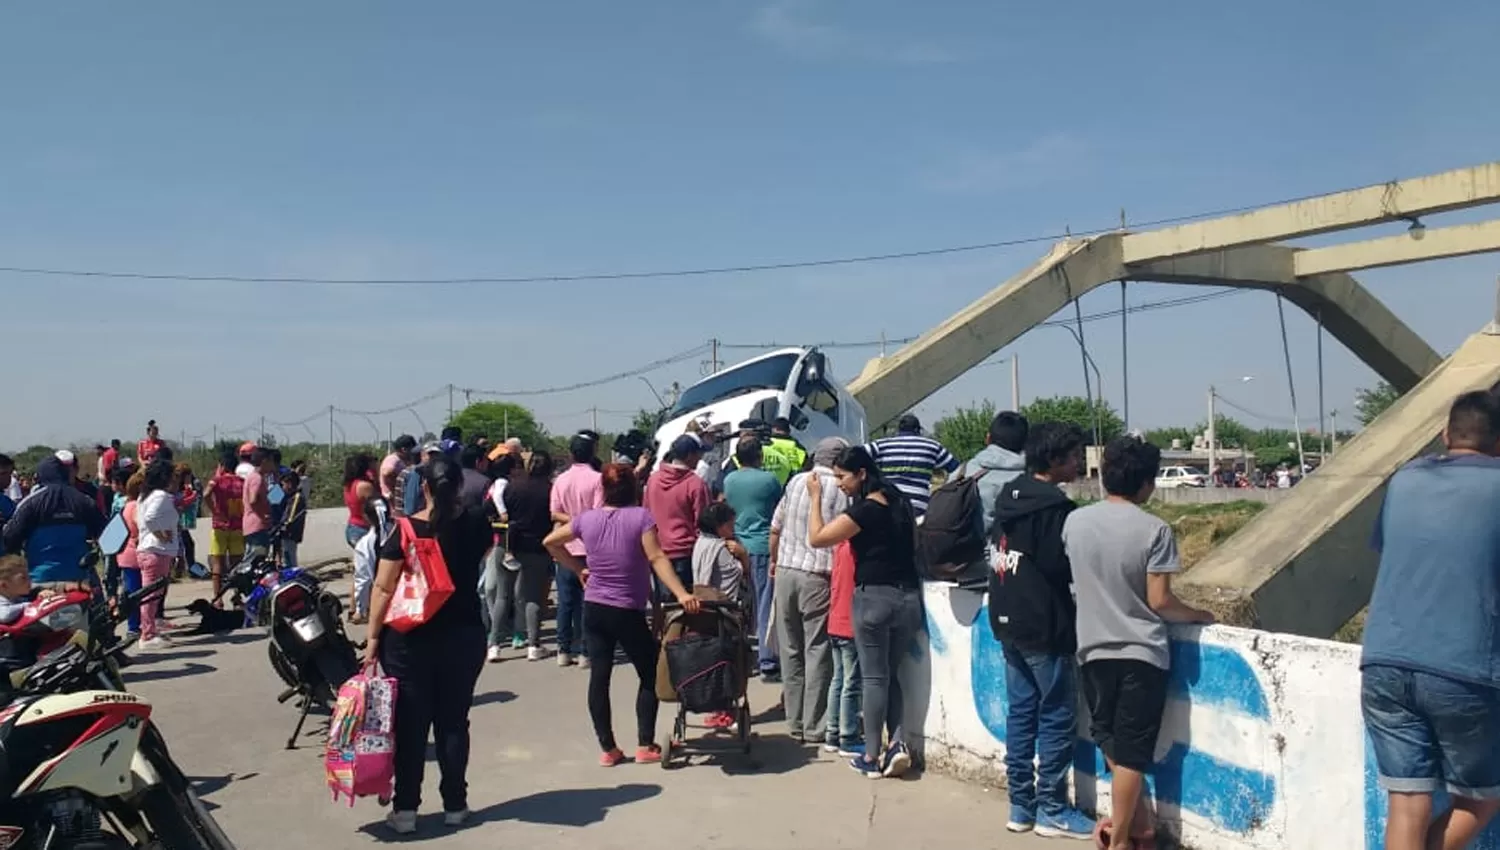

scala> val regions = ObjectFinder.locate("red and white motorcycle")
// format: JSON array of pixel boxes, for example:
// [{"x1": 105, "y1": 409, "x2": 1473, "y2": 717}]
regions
[{"x1": 0, "y1": 583, "x2": 236, "y2": 848}]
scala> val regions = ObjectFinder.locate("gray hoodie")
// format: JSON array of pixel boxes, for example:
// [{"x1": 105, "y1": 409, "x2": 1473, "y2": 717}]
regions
[{"x1": 967, "y1": 444, "x2": 1026, "y2": 539}]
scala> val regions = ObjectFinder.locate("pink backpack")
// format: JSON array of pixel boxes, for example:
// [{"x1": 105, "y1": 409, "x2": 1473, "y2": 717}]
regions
[{"x1": 325, "y1": 662, "x2": 398, "y2": 806}]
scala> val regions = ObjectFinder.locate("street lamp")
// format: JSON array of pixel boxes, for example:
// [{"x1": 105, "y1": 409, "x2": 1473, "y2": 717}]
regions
[{"x1": 1053, "y1": 323, "x2": 1105, "y2": 447}]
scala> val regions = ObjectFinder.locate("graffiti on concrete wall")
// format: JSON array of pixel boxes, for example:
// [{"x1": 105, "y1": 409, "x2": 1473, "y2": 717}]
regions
[{"x1": 963, "y1": 605, "x2": 1278, "y2": 835}]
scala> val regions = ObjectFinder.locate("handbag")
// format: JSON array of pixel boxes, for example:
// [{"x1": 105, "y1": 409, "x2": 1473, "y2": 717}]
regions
[
  {"x1": 325, "y1": 661, "x2": 397, "y2": 806},
  {"x1": 383, "y1": 517, "x2": 456, "y2": 633}
]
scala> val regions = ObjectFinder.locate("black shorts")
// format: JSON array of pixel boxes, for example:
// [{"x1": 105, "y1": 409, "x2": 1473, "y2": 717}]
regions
[{"x1": 1081, "y1": 658, "x2": 1169, "y2": 772}]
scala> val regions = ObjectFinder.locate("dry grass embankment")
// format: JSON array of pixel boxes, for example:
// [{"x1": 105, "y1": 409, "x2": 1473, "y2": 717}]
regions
[{"x1": 1143, "y1": 501, "x2": 1267, "y2": 569}]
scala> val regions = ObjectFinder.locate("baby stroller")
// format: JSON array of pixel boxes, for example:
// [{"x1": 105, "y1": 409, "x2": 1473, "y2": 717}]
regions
[{"x1": 654, "y1": 596, "x2": 752, "y2": 767}]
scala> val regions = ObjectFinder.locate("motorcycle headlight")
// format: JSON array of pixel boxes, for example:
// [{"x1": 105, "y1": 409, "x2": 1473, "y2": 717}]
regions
[{"x1": 38, "y1": 605, "x2": 87, "y2": 632}]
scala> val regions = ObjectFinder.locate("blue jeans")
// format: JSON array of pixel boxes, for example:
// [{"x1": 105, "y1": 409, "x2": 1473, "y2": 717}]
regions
[
  {"x1": 750, "y1": 554, "x2": 778, "y2": 675},
  {"x1": 281, "y1": 540, "x2": 299, "y2": 568},
  {"x1": 555, "y1": 560, "x2": 586, "y2": 656},
  {"x1": 825, "y1": 636, "x2": 862, "y2": 749},
  {"x1": 1363, "y1": 664, "x2": 1500, "y2": 798},
  {"x1": 1002, "y1": 644, "x2": 1078, "y2": 817},
  {"x1": 121, "y1": 567, "x2": 142, "y2": 634}
]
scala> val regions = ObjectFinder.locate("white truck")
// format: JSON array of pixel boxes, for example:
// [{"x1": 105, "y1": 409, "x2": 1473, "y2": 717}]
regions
[{"x1": 651, "y1": 346, "x2": 867, "y2": 468}]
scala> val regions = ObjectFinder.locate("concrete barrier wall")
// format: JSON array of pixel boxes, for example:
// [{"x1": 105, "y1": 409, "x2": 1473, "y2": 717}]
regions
[{"x1": 907, "y1": 583, "x2": 1500, "y2": 850}]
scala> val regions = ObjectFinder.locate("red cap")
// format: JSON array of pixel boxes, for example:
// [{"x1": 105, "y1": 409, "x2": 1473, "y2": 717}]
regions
[{"x1": 238, "y1": 441, "x2": 257, "y2": 455}]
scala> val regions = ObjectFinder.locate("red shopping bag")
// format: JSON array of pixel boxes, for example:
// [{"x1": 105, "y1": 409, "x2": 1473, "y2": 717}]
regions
[{"x1": 383, "y1": 517, "x2": 455, "y2": 633}]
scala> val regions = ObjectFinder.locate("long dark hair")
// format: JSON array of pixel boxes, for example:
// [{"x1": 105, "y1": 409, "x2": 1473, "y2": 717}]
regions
[
  {"x1": 342, "y1": 453, "x2": 375, "y2": 487},
  {"x1": 421, "y1": 457, "x2": 464, "y2": 533},
  {"x1": 833, "y1": 445, "x2": 915, "y2": 538},
  {"x1": 527, "y1": 449, "x2": 554, "y2": 479}
]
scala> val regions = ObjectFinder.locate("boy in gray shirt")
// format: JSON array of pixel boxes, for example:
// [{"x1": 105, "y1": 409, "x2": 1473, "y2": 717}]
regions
[{"x1": 1062, "y1": 436, "x2": 1213, "y2": 850}]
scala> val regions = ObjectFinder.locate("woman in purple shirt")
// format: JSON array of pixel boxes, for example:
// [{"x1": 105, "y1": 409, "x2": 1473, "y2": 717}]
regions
[{"x1": 545, "y1": 463, "x2": 699, "y2": 766}]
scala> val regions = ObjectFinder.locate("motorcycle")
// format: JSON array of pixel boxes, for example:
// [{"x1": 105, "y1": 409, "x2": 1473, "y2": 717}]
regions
[
  {"x1": 216, "y1": 537, "x2": 358, "y2": 749},
  {"x1": 0, "y1": 596, "x2": 236, "y2": 847},
  {"x1": 0, "y1": 572, "x2": 169, "y2": 694}
]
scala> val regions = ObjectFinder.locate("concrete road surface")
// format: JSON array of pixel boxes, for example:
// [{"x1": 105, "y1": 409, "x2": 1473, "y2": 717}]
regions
[{"x1": 137, "y1": 514, "x2": 1053, "y2": 849}]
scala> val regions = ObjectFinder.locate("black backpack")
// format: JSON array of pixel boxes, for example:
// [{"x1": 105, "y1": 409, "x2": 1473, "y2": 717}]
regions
[{"x1": 919, "y1": 468, "x2": 989, "y2": 582}]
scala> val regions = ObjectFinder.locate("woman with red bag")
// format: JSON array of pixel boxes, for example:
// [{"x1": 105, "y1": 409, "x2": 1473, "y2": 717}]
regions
[{"x1": 363, "y1": 457, "x2": 489, "y2": 835}]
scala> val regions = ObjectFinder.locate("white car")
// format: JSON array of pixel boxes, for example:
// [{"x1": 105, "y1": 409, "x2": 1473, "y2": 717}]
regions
[{"x1": 1155, "y1": 466, "x2": 1208, "y2": 489}]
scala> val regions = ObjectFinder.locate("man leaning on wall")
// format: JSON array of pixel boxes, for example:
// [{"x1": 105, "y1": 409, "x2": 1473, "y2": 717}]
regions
[{"x1": 1361, "y1": 389, "x2": 1500, "y2": 850}]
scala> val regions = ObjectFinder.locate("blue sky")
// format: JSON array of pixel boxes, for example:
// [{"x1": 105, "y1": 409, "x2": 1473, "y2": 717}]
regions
[{"x1": 3, "y1": 1, "x2": 1498, "y2": 449}]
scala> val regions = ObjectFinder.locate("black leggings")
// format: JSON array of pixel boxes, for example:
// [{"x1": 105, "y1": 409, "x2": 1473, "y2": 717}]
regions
[
  {"x1": 584, "y1": 602, "x2": 659, "y2": 752},
  {"x1": 381, "y1": 632, "x2": 485, "y2": 813}
]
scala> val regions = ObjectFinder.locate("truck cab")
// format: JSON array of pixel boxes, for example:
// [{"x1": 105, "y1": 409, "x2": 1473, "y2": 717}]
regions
[{"x1": 651, "y1": 346, "x2": 866, "y2": 468}]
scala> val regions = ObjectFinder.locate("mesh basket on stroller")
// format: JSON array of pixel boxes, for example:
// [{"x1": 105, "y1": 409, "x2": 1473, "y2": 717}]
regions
[{"x1": 654, "y1": 599, "x2": 752, "y2": 766}]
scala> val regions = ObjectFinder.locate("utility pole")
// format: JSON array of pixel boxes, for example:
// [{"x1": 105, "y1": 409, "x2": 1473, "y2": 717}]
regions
[
  {"x1": 1121, "y1": 281, "x2": 1130, "y2": 431},
  {"x1": 212, "y1": 424, "x2": 217, "y2": 446},
  {"x1": 1010, "y1": 355, "x2": 1021, "y2": 411},
  {"x1": 504, "y1": 409, "x2": 510, "y2": 441},
  {"x1": 387, "y1": 421, "x2": 393, "y2": 453},
  {"x1": 328, "y1": 405, "x2": 335, "y2": 461},
  {"x1": 260, "y1": 416, "x2": 266, "y2": 444},
  {"x1": 448, "y1": 384, "x2": 455, "y2": 423},
  {"x1": 590, "y1": 407, "x2": 598, "y2": 432},
  {"x1": 1207, "y1": 386, "x2": 1218, "y2": 485},
  {"x1": 703, "y1": 338, "x2": 722, "y2": 375},
  {"x1": 1330, "y1": 410, "x2": 1339, "y2": 455},
  {"x1": 880, "y1": 330, "x2": 887, "y2": 358}
]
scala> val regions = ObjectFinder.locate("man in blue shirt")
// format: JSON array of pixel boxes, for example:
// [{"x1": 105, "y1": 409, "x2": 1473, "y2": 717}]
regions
[
  {"x1": 2, "y1": 456, "x2": 106, "y2": 587},
  {"x1": 1362, "y1": 390, "x2": 1500, "y2": 850},
  {"x1": 863, "y1": 414, "x2": 959, "y2": 517}
]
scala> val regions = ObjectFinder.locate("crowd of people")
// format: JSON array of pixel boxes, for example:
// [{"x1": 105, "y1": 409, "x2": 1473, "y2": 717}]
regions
[{"x1": 0, "y1": 394, "x2": 1493, "y2": 850}]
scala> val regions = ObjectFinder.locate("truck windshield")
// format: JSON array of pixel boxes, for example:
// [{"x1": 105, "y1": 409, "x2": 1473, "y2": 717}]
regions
[{"x1": 670, "y1": 353, "x2": 798, "y2": 417}]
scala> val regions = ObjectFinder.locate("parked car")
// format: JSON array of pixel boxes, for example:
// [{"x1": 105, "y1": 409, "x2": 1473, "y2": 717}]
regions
[{"x1": 1156, "y1": 465, "x2": 1208, "y2": 488}]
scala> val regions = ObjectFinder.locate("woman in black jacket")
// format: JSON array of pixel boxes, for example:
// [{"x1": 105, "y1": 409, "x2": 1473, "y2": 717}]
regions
[{"x1": 502, "y1": 450, "x2": 556, "y2": 661}]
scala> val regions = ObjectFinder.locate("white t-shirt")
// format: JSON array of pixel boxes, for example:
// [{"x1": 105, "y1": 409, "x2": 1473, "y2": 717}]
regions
[
  {"x1": 235, "y1": 462, "x2": 254, "y2": 479},
  {"x1": 490, "y1": 479, "x2": 509, "y2": 517},
  {"x1": 137, "y1": 490, "x2": 181, "y2": 556}
]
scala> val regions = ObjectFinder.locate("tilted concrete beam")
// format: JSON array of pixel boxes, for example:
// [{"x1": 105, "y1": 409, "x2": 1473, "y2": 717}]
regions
[
  {"x1": 851, "y1": 238, "x2": 1443, "y2": 428},
  {"x1": 1178, "y1": 330, "x2": 1500, "y2": 638},
  {"x1": 1121, "y1": 161, "x2": 1500, "y2": 265},
  {"x1": 1132, "y1": 245, "x2": 1444, "y2": 391},
  {"x1": 1292, "y1": 219, "x2": 1500, "y2": 277},
  {"x1": 849, "y1": 235, "x2": 1125, "y2": 429}
]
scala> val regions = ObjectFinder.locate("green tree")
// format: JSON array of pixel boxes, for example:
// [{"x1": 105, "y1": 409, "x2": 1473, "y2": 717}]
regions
[
  {"x1": 446, "y1": 402, "x2": 546, "y2": 448},
  {"x1": 1355, "y1": 382, "x2": 1401, "y2": 426},
  {"x1": 1143, "y1": 426, "x2": 1194, "y2": 449},
  {"x1": 1020, "y1": 396, "x2": 1124, "y2": 444},
  {"x1": 933, "y1": 401, "x2": 997, "y2": 461},
  {"x1": 631, "y1": 408, "x2": 662, "y2": 435}
]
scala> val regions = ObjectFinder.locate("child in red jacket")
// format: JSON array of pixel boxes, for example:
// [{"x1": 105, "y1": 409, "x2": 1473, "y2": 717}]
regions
[{"x1": 823, "y1": 540, "x2": 863, "y2": 757}]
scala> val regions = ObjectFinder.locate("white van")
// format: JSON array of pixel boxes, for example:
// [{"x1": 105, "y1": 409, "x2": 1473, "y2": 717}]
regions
[{"x1": 651, "y1": 346, "x2": 867, "y2": 468}]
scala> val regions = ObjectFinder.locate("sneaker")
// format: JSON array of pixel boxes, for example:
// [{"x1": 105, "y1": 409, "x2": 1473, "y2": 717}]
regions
[
  {"x1": 139, "y1": 636, "x2": 174, "y2": 651},
  {"x1": 599, "y1": 748, "x2": 625, "y2": 767},
  {"x1": 1006, "y1": 803, "x2": 1037, "y2": 833},
  {"x1": 822, "y1": 741, "x2": 839, "y2": 753},
  {"x1": 1034, "y1": 808, "x2": 1095, "y2": 840},
  {"x1": 558, "y1": 652, "x2": 574, "y2": 667},
  {"x1": 577, "y1": 655, "x2": 591, "y2": 669},
  {"x1": 880, "y1": 741, "x2": 912, "y2": 778},
  {"x1": 634, "y1": 745, "x2": 663, "y2": 764},
  {"x1": 706, "y1": 711, "x2": 736, "y2": 729},
  {"x1": 511, "y1": 635, "x2": 526, "y2": 650},
  {"x1": 443, "y1": 808, "x2": 470, "y2": 827},
  {"x1": 838, "y1": 742, "x2": 866, "y2": 759},
  {"x1": 527, "y1": 646, "x2": 544, "y2": 662},
  {"x1": 485, "y1": 645, "x2": 502, "y2": 663},
  {"x1": 385, "y1": 810, "x2": 418, "y2": 835},
  {"x1": 848, "y1": 755, "x2": 883, "y2": 779}
]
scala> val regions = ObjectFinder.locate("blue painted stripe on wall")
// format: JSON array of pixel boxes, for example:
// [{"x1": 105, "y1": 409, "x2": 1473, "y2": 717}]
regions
[
  {"x1": 1166, "y1": 639, "x2": 1271, "y2": 721},
  {"x1": 1078, "y1": 742, "x2": 1277, "y2": 835}
]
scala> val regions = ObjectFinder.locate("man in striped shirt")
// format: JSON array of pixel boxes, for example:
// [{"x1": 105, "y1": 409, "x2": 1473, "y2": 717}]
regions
[{"x1": 863, "y1": 414, "x2": 959, "y2": 517}]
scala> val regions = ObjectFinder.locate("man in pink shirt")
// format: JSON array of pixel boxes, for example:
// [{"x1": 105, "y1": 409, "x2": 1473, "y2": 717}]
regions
[
  {"x1": 380, "y1": 435, "x2": 418, "y2": 501},
  {"x1": 241, "y1": 448, "x2": 275, "y2": 554},
  {"x1": 549, "y1": 434, "x2": 604, "y2": 667},
  {"x1": 644, "y1": 434, "x2": 711, "y2": 598}
]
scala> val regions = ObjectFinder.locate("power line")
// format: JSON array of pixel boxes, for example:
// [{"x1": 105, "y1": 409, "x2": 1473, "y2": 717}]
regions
[
  {"x1": 720, "y1": 289, "x2": 1245, "y2": 350},
  {"x1": 1212, "y1": 393, "x2": 1296, "y2": 426},
  {"x1": 0, "y1": 186, "x2": 1361, "y2": 287},
  {"x1": 464, "y1": 344, "x2": 708, "y2": 398}
]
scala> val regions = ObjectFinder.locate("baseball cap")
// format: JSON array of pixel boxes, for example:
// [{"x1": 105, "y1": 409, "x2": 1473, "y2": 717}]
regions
[
  {"x1": 421, "y1": 441, "x2": 443, "y2": 456},
  {"x1": 670, "y1": 434, "x2": 705, "y2": 458},
  {"x1": 238, "y1": 441, "x2": 258, "y2": 456},
  {"x1": 439, "y1": 439, "x2": 462, "y2": 456},
  {"x1": 55, "y1": 449, "x2": 76, "y2": 465}
]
